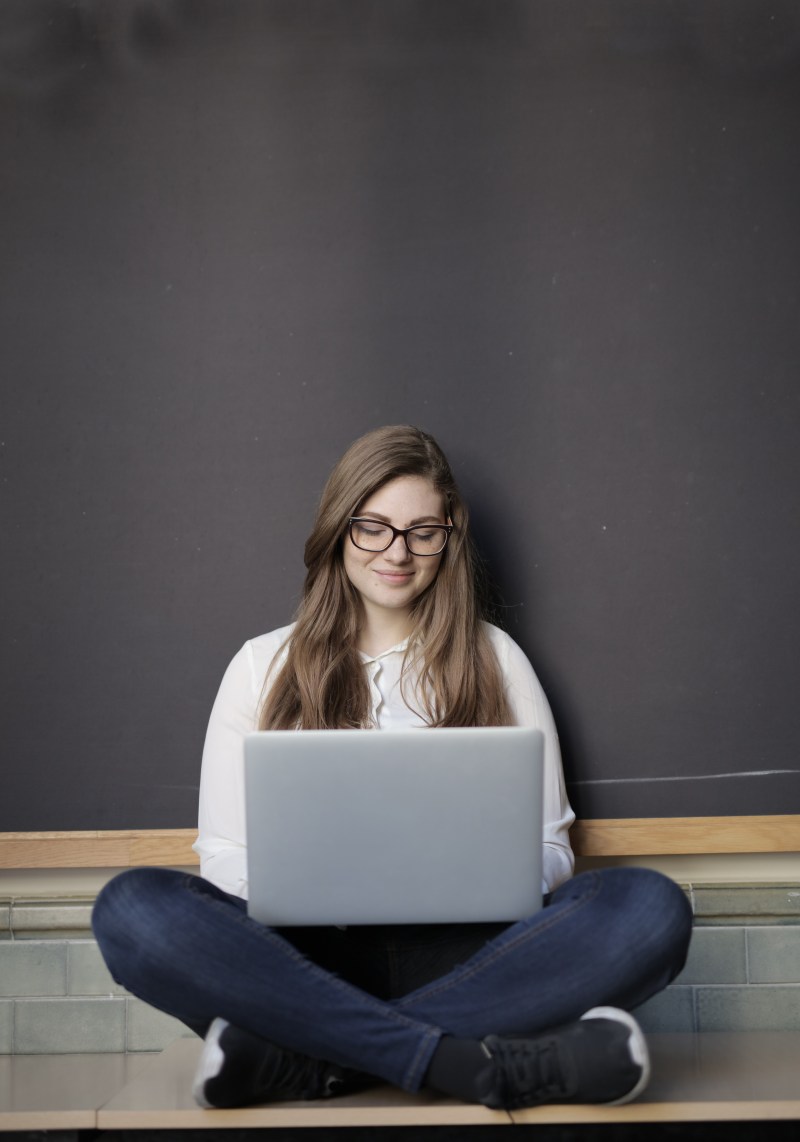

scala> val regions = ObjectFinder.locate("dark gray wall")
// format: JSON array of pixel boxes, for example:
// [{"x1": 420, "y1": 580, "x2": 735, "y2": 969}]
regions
[{"x1": 3, "y1": 0, "x2": 799, "y2": 829}]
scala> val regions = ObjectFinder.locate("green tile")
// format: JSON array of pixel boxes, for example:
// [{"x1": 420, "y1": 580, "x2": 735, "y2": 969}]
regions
[
  {"x1": 0, "y1": 903, "x2": 10, "y2": 940},
  {"x1": 0, "y1": 1000, "x2": 12, "y2": 1052},
  {"x1": 68, "y1": 941, "x2": 127, "y2": 996},
  {"x1": 0, "y1": 941, "x2": 67, "y2": 997},
  {"x1": 697, "y1": 985, "x2": 800, "y2": 1031},
  {"x1": 673, "y1": 927, "x2": 747, "y2": 985},
  {"x1": 11, "y1": 900, "x2": 94, "y2": 939},
  {"x1": 126, "y1": 998, "x2": 196, "y2": 1051},
  {"x1": 693, "y1": 885, "x2": 800, "y2": 926},
  {"x1": 747, "y1": 927, "x2": 800, "y2": 984},
  {"x1": 632, "y1": 985, "x2": 695, "y2": 1033},
  {"x1": 14, "y1": 997, "x2": 126, "y2": 1053}
]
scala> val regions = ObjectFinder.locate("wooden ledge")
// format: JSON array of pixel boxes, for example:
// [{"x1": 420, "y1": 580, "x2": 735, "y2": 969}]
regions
[
  {"x1": 0, "y1": 829, "x2": 199, "y2": 870},
  {"x1": 4, "y1": 1034, "x2": 800, "y2": 1130},
  {"x1": 570, "y1": 815, "x2": 800, "y2": 856},
  {"x1": 0, "y1": 1052, "x2": 150, "y2": 1131},
  {"x1": 0, "y1": 816, "x2": 798, "y2": 870}
]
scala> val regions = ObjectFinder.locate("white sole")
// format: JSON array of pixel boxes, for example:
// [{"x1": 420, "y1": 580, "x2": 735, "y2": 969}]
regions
[
  {"x1": 192, "y1": 1016, "x2": 230, "y2": 1108},
  {"x1": 580, "y1": 1006, "x2": 651, "y2": 1105}
]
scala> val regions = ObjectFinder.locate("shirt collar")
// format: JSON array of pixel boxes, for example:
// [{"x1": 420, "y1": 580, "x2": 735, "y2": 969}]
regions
[{"x1": 358, "y1": 637, "x2": 410, "y2": 664}]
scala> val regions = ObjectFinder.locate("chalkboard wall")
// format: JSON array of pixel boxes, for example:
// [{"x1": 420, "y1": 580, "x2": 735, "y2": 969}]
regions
[{"x1": 3, "y1": 0, "x2": 799, "y2": 830}]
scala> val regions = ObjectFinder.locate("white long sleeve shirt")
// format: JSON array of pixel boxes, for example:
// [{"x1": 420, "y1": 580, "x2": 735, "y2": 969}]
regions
[{"x1": 194, "y1": 622, "x2": 575, "y2": 899}]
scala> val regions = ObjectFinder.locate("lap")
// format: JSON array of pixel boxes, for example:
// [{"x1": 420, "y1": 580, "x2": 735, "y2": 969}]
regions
[{"x1": 280, "y1": 922, "x2": 510, "y2": 1001}]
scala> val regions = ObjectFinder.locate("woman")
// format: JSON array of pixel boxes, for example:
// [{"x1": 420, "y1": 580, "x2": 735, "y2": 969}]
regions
[{"x1": 93, "y1": 424, "x2": 692, "y2": 1111}]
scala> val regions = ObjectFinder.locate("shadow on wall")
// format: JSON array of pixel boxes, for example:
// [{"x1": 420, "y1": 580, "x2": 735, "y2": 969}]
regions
[
  {"x1": 0, "y1": 0, "x2": 199, "y2": 101},
  {"x1": 8, "y1": 0, "x2": 800, "y2": 107}
]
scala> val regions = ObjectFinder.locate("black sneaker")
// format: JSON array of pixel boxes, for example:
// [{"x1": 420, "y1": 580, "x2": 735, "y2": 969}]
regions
[
  {"x1": 475, "y1": 1007, "x2": 650, "y2": 1110},
  {"x1": 193, "y1": 1017, "x2": 371, "y2": 1108}
]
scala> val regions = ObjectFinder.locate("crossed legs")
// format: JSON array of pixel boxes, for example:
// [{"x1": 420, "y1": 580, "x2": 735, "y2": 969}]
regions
[{"x1": 93, "y1": 865, "x2": 692, "y2": 1093}]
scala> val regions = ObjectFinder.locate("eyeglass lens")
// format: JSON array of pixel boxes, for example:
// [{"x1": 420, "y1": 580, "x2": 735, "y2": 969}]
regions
[{"x1": 350, "y1": 520, "x2": 448, "y2": 555}]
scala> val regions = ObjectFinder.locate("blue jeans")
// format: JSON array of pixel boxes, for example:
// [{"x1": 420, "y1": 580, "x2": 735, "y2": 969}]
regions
[{"x1": 92, "y1": 866, "x2": 691, "y2": 1092}]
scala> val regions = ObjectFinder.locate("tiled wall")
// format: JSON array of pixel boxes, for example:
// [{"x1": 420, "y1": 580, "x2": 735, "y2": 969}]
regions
[
  {"x1": 0, "y1": 896, "x2": 194, "y2": 1053},
  {"x1": 633, "y1": 883, "x2": 800, "y2": 1034},
  {"x1": 1, "y1": 884, "x2": 799, "y2": 1052}
]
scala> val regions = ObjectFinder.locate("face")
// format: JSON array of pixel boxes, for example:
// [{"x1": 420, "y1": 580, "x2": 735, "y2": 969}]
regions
[{"x1": 343, "y1": 475, "x2": 447, "y2": 625}]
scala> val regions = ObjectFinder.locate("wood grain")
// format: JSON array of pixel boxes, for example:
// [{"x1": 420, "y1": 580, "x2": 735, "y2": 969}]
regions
[
  {"x1": 0, "y1": 830, "x2": 198, "y2": 869},
  {"x1": 570, "y1": 815, "x2": 800, "y2": 856},
  {"x1": 1, "y1": 816, "x2": 798, "y2": 868}
]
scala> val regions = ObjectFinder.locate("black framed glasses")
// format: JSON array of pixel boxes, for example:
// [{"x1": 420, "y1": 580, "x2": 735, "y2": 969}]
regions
[{"x1": 348, "y1": 517, "x2": 453, "y2": 557}]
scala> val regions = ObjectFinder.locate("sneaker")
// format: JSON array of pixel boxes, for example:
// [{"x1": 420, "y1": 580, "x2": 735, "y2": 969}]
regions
[
  {"x1": 476, "y1": 1007, "x2": 650, "y2": 1110},
  {"x1": 192, "y1": 1017, "x2": 370, "y2": 1108}
]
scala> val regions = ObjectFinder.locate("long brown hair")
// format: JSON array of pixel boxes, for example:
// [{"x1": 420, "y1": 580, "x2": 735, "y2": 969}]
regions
[{"x1": 259, "y1": 425, "x2": 513, "y2": 729}]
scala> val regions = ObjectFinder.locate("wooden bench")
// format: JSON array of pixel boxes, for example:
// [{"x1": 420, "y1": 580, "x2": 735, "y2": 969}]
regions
[{"x1": 2, "y1": 1033, "x2": 800, "y2": 1133}]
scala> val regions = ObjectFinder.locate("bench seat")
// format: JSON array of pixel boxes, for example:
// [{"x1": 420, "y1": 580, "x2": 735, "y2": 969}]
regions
[{"x1": 1, "y1": 1032, "x2": 799, "y2": 1132}]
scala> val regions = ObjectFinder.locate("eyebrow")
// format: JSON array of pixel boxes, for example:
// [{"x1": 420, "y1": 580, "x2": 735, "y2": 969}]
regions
[{"x1": 356, "y1": 513, "x2": 445, "y2": 526}]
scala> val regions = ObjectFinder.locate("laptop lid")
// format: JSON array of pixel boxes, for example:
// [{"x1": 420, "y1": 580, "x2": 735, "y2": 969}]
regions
[{"x1": 244, "y1": 726, "x2": 543, "y2": 926}]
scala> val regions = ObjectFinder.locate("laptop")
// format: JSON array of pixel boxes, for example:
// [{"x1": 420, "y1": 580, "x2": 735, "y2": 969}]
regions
[{"x1": 244, "y1": 726, "x2": 543, "y2": 926}]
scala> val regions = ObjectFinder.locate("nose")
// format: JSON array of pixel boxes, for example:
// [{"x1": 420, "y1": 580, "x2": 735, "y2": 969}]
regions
[{"x1": 383, "y1": 533, "x2": 412, "y2": 563}]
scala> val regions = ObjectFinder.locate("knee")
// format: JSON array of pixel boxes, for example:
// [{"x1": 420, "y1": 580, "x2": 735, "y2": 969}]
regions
[
  {"x1": 93, "y1": 868, "x2": 175, "y2": 935},
  {"x1": 611, "y1": 867, "x2": 693, "y2": 973},
  {"x1": 92, "y1": 867, "x2": 187, "y2": 976},
  {"x1": 631, "y1": 866, "x2": 692, "y2": 925}
]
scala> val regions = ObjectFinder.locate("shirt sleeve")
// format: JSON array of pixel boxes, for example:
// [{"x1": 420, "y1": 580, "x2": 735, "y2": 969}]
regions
[
  {"x1": 485, "y1": 625, "x2": 576, "y2": 892},
  {"x1": 192, "y1": 640, "x2": 265, "y2": 898}
]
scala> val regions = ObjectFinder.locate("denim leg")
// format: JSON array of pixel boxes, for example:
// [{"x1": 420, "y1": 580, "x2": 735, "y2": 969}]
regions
[
  {"x1": 92, "y1": 868, "x2": 441, "y2": 1091},
  {"x1": 93, "y1": 866, "x2": 691, "y2": 1094},
  {"x1": 393, "y1": 868, "x2": 693, "y2": 1038}
]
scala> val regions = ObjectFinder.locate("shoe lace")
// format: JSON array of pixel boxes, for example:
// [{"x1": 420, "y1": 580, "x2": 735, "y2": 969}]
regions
[{"x1": 494, "y1": 1037, "x2": 573, "y2": 1102}]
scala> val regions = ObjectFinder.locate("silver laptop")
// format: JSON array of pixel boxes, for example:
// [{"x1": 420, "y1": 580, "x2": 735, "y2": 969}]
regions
[{"x1": 244, "y1": 726, "x2": 543, "y2": 926}]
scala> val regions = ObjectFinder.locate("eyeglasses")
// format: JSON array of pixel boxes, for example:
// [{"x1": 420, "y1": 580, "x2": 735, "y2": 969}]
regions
[{"x1": 348, "y1": 517, "x2": 453, "y2": 557}]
